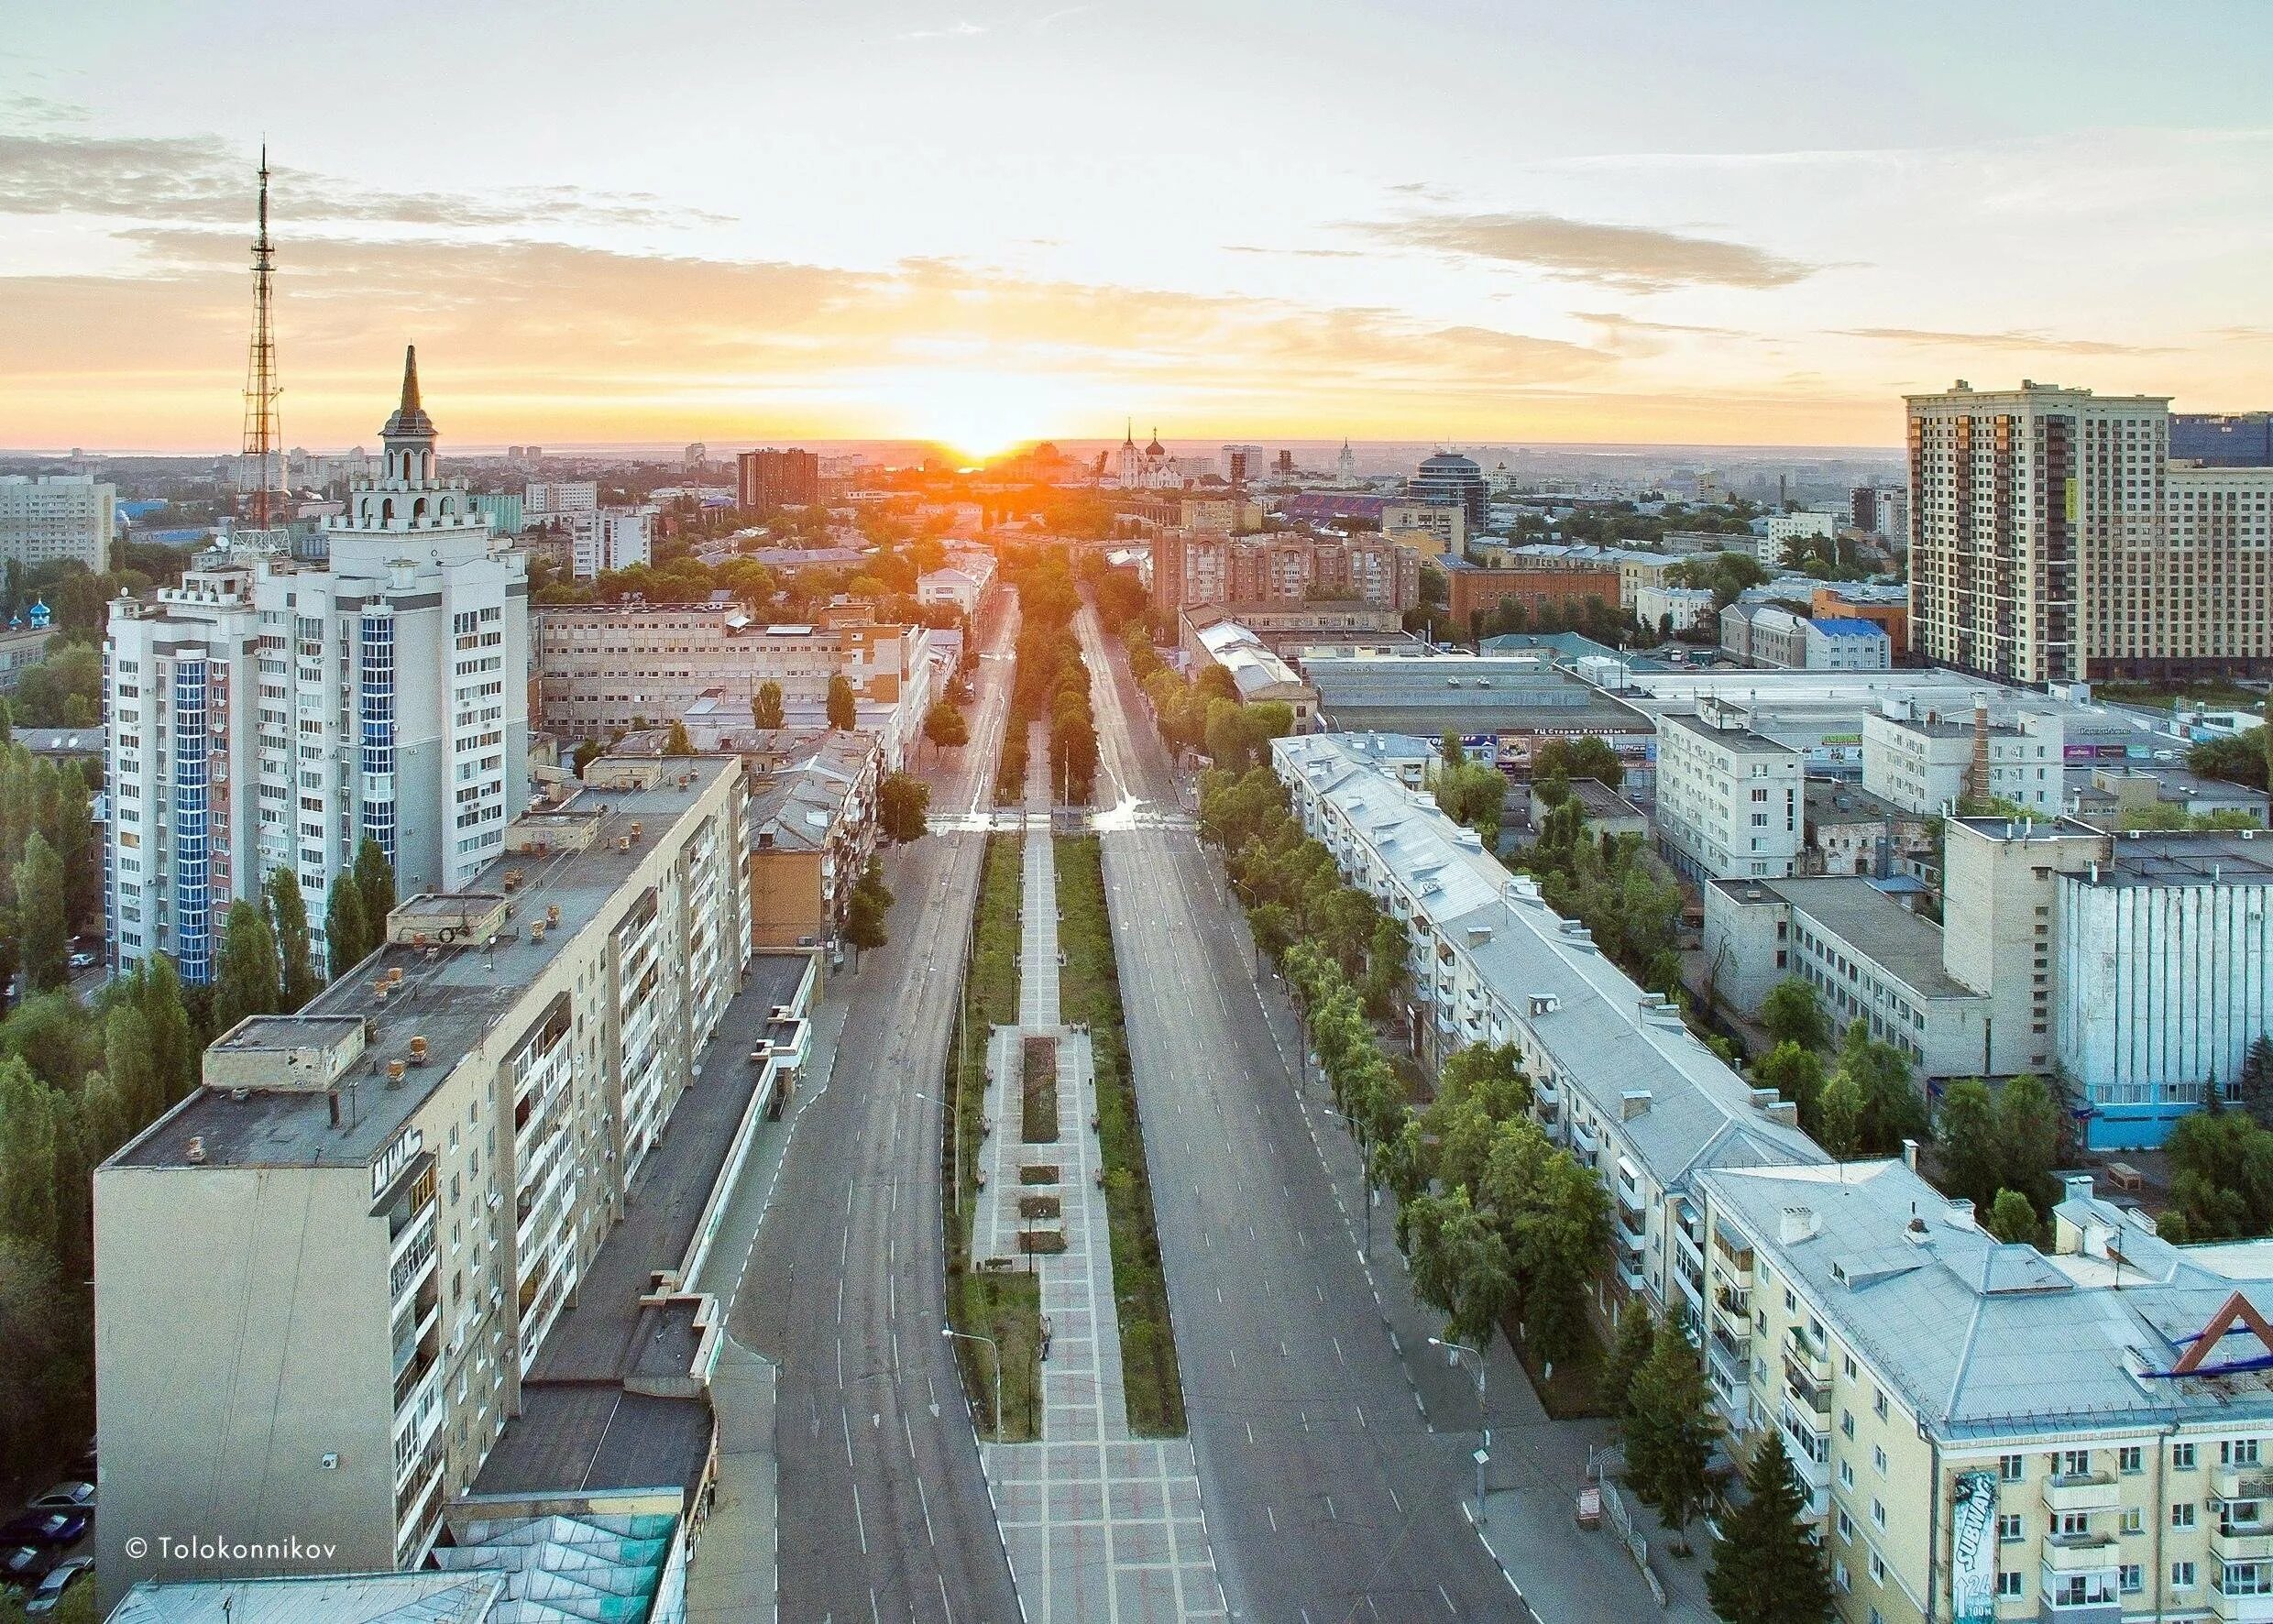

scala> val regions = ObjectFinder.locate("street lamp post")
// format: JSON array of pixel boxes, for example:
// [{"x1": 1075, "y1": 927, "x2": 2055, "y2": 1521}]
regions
[{"x1": 943, "y1": 1324, "x2": 1004, "y2": 1443}]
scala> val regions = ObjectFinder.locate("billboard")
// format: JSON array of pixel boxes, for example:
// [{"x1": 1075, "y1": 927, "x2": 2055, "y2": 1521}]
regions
[{"x1": 1950, "y1": 1469, "x2": 1998, "y2": 1624}]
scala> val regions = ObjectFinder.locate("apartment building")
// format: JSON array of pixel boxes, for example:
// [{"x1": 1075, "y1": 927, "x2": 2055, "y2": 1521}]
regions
[
  {"x1": 104, "y1": 350, "x2": 530, "y2": 981},
  {"x1": 94, "y1": 758, "x2": 751, "y2": 1593},
  {"x1": 0, "y1": 615, "x2": 52, "y2": 692},
  {"x1": 1654, "y1": 702, "x2": 1805, "y2": 882},
  {"x1": 1850, "y1": 485, "x2": 1908, "y2": 545},
  {"x1": 737, "y1": 447, "x2": 819, "y2": 510},
  {"x1": 522, "y1": 481, "x2": 597, "y2": 517},
  {"x1": 1380, "y1": 499, "x2": 1465, "y2": 557},
  {"x1": 533, "y1": 601, "x2": 931, "y2": 744},
  {"x1": 1149, "y1": 529, "x2": 1422, "y2": 618},
  {"x1": 1277, "y1": 733, "x2": 1825, "y2": 1323},
  {"x1": 1633, "y1": 582, "x2": 1718, "y2": 635},
  {"x1": 0, "y1": 473, "x2": 115, "y2": 569},
  {"x1": 1697, "y1": 1154, "x2": 2273, "y2": 1624},
  {"x1": 745, "y1": 729, "x2": 882, "y2": 949},
  {"x1": 1906, "y1": 380, "x2": 2273, "y2": 682},
  {"x1": 566, "y1": 506, "x2": 653, "y2": 580},
  {"x1": 1861, "y1": 698, "x2": 2064, "y2": 816}
]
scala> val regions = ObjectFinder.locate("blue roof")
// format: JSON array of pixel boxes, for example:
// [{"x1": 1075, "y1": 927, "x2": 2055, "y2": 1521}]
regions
[{"x1": 1811, "y1": 617, "x2": 1886, "y2": 639}]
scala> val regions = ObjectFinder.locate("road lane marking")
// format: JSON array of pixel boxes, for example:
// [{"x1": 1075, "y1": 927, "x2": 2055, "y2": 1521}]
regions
[{"x1": 851, "y1": 1482, "x2": 868, "y2": 1553}]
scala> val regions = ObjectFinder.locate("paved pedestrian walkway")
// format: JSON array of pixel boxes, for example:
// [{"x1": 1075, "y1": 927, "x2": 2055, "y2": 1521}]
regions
[{"x1": 968, "y1": 732, "x2": 1225, "y2": 1623}]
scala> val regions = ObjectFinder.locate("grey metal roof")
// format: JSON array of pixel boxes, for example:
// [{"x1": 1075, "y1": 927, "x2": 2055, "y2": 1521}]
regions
[
  {"x1": 1748, "y1": 876, "x2": 1977, "y2": 1000},
  {"x1": 110, "y1": 1574, "x2": 506, "y2": 1623},
  {"x1": 1701, "y1": 1158, "x2": 2273, "y2": 1440}
]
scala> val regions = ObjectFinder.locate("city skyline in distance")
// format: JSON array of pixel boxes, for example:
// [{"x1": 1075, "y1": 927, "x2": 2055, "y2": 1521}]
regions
[{"x1": 5, "y1": 1, "x2": 2272, "y2": 455}]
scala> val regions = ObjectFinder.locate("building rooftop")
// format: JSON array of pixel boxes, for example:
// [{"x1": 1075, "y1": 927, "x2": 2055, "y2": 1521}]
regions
[
  {"x1": 1658, "y1": 708, "x2": 1802, "y2": 758},
  {"x1": 1804, "y1": 778, "x2": 1905, "y2": 827},
  {"x1": 109, "y1": 760, "x2": 741, "y2": 1173},
  {"x1": 472, "y1": 1387, "x2": 713, "y2": 1503},
  {"x1": 109, "y1": 1574, "x2": 507, "y2": 1624},
  {"x1": 1810, "y1": 617, "x2": 1886, "y2": 640},
  {"x1": 2085, "y1": 830, "x2": 2273, "y2": 889},
  {"x1": 1702, "y1": 1158, "x2": 2273, "y2": 1440},
  {"x1": 1300, "y1": 653, "x2": 1653, "y2": 737},
  {"x1": 1278, "y1": 734, "x2": 1827, "y2": 1195},
  {"x1": 747, "y1": 733, "x2": 874, "y2": 853},
  {"x1": 1723, "y1": 876, "x2": 1975, "y2": 1000}
]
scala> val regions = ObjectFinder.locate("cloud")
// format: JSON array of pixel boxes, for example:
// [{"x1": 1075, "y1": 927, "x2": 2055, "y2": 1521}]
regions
[
  {"x1": 1834, "y1": 326, "x2": 2174, "y2": 357},
  {"x1": 1354, "y1": 211, "x2": 1817, "y2": 291},
  {"x1": 1222, "y1": 244, "x2": 1373, "y2": 259},
  {"x1": 1574, "y1": 311, "x2": 1756, "y2": 340},
  {"x1": 0, "y1": 229, "x2": 1619, "y2": 444},
  {"x1": 0, "y1": 130, "x2": 707, "y2": 229}
]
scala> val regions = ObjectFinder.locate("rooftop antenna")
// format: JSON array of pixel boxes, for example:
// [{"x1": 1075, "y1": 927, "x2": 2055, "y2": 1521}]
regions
[{"x1": 241, "y1": 144, "x2": 285, "y2": 532}]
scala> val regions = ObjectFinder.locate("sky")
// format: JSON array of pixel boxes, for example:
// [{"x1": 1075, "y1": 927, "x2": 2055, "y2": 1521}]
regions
[{"x1": 5, "y1": 1, "x2": 2273, "y2": 456}]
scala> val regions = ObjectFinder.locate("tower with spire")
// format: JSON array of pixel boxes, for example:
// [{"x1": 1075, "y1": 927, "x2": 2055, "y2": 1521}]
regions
[{"x1": 238, "y1": 146, "x2": 289, "y2": 534}]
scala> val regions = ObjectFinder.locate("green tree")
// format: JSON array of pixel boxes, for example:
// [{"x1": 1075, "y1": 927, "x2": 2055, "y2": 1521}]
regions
[
  {"x1": 1986, "y1": 1188, "x2": 2039, "y2": 1245},
  {"x1": 843, "y1": 857, "x2": 893, "y2": 961},
  {"x1": 663, "y1": 719, "x2": 697, "y2": 757},
  {"x1": 827, "y1": 672, "x2": 858, "y2": 731},
  {"x1": 572, "y1": 738, "x2": 605, "y2": 775},
  {"x1": 1994, "y1": 1073, "x2": 2063, "y2": 1215},
  {"x1": 2246, "y1": 1035, "x2": 2273, "y2": 1130},
  {"x1": 0, "y1": 993, "x2": 100, "y2": 1093},
  {"x1": 265, "y1": 866, "x2": 320, "y2": 1012},
  {"x1": 1759, "y1": 978, "x2": 1829, "y2": 1051},
  {"x1": 325, "y1": 872, "x2": 371, "y2": 980},
  {"x1": 878, "y1": 772, "x2": 931, "y2": 843},
  {"x1": 924, "y1": 698, "x2": 970, "y2": 752},
  {"x1": 1706, "y1": 1431, "x2": 1835, "y2": 1624},
  {"x1": 0, "y1": 1058, "x2": 61, "y2": 1257},
  {"x1": 13, "y1": 831, "x2": 66, "y2": 993},
  {"x1": 1933, "y1": 1079, "x2": 2004, "y2": 1213},
  {"x1": 1440, "y1": 730, "x2": 1466, "y2": 771},
  {"x1": 1817, "y1": 1069, "x2": 1862, "y2": 1158},
  {"x1": 354, "y1": 837, "x2": 396, "y2": 939},
  {"x1": 0, "y1": 1234, "x2": 68, "y2": 1477},
  {"x1": 214, "y1": 897, "x2": 282, "y2": 1035},
  {"x1": 752, "y1": 680, "x2": 786, "y2": 731},
  {"x1": 1602, "y1": 1300, "x2": 1659, "y2": 1424},
  {"x1": 1624, "y1": 1317, "x2": 1719, "y2": 1551},
  {"x1": 134, "y1": 954, "x2": 197, "y2": 1105},
  {"x1": 103, "y1": 1004, "x2": 159, "y2": 1127},
  {"x1": 1839, "y1": 1022, "x2": 1928, "y2": 1154},
  {"x1": 1753, "y1": 1042, "x2": 1827, "y2": 1130}
]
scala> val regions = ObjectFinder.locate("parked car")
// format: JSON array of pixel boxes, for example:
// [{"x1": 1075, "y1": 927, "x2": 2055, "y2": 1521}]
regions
[
  {"x1": 24, "y1": 1555, "x2": 93, "y2": 1615},
  {"x1": 26, "y1": 1484, "x2": 92, "y2": 1514},
  {"x1": 67, "y1": 952, "x2": 97, "y2": 971},
  {"x1": 1, "y1": 1544, "x2": 50, "y2": 1588},
  {"x1": 0, "y1": 1511, "x2": 85, "y2": 1548}
]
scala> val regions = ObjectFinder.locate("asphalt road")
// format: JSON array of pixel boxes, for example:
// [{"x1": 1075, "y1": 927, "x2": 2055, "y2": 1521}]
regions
[
  {"x1": 725, "y1": 593, "x2": 1024, "y2": 1624},
  {"x1": 1077, "y1": 605, "x2": 1525, "y2": 1622}
]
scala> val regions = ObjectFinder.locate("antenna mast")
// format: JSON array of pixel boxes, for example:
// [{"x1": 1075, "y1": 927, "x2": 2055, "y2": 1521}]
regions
[{"x1": 241, "y1": 146, "x2": 284, "y2": 532}]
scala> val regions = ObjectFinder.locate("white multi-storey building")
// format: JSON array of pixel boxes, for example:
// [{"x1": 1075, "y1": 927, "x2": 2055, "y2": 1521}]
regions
[
  {"x1": 523, "y1": 481, "x2": 597, "y2": 517},
  {"x1": 1654, "y1": 701, "x2": 1804, "y2": 882},
  {"x1": 1861, "y1": 697, "x2": 2063, "y2": 816},
  {"x1": 104, "y1": 349, "x2": 529, "y2": 980},
  {"x1": 95, "y1": 759, "x2": 750, "y2": 1593},
  {"x1": 566, "y1": 507, "x2": 653, "y2": 580},
  {"x1": 1762, "y1": 509, "x2": 1840, "y2": 565},
  {"x1": 0, "y1": 473, "x2": 115, "y2": 570}
]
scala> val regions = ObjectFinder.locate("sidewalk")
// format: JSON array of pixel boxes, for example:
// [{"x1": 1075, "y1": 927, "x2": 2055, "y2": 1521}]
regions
[{"x1": 686, "y1": 1334, "x2": 779, "y2": 1624}]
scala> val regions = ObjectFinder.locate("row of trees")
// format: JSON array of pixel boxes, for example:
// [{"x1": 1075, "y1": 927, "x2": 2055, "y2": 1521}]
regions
[
  {"x1": 1751, "y1": 980, "x2": 1930, "y2": 1158},
  {"x1": 1126, "y1": 622, "x2": 1293, "y2": 774},
  {"x1": 0, "y1": 719, "x2": 104, "y2": 998},
  {"x1": 996, "y1": 547, "x2": 1097, "y2": 804}
]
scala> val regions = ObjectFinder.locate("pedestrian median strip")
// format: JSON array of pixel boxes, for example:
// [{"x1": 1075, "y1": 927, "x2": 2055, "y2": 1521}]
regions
[{"x1": 944, "y1": 743, "x2": 1224, "y2": 1622}]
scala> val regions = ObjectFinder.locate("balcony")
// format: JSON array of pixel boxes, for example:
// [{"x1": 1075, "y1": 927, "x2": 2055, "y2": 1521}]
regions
[
  {"x1": 1616, "y1": 1254, "x2": 1647, "y2": 1292},
  {"x1": 388, "y1": 1209, "x2": 437, "y2": 1306},
  {"x1": 2209, "y1": 1584, "x2": 2273, "y2": 1623},
  {"x1": 2216, "y1": 1525, "x2": 2273, "y2": 1563},
  {"x1": 1782, "y1": 1349, "x2": 1831, "y2": 1418},
  {"x1": 1570, "y1": 1120, "x2": 1599, "y2": 1159},
  {"x1": 1711, "y1": 1230, "x2": 1755, "y2": 1286},
  {"x1": 2040, "y1": 1532, "x2": 2120, "y2": 1576},
  {"x1": 2218, "y1": 1466, "x2": 2273, "y2": 1502},
  {"x1": 2042, "y1": 1472, "x2": 2121, "y2": 1515}
]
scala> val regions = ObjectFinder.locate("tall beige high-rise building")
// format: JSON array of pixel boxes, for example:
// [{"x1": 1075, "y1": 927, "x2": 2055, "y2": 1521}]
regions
[{"x1": 1905, "y1": 381, "x2": 2273, "y2": 682}]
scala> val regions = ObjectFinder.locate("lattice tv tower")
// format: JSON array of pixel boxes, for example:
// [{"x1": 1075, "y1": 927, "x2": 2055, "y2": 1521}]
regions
[{"x1": 239, "y1": 144, "x2": 285, "y2": 532}]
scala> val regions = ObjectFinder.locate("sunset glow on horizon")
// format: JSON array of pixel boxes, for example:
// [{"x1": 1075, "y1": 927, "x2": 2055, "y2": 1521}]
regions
[{"x1": 6, "y1": 2, "x2": 2273, "y2": 454}]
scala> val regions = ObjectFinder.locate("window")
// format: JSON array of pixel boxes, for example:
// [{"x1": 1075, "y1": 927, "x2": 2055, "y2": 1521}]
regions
[
  {"x1": 2173, "y1": 1560, "x2": 2197, "y2": 1589},
  {"x1": 1839, "y1": 1460, "x2": 1856, "y2": 1490},
  {"x1": 1869, "y1": 1552, "x2": 1885, "y2": 1584},
  {"x1": 2225, "y1": 1439, "x2": 2262, "y2": 1466},
  {"x1": 2119, "y1": 1444, "x2": 2143, "y2": 1475},
  {"x1": 1874, "y1": 1389, "x2": 1889, "y2": 1422},
  {"x1": 1995, "y1": 1571, "x2": 2022, "y2": 1598},
  {"x1": 2175, "y1": 1443, "x2": 2198, "y2": 1470},
  {"x1": 1999, "y1": 1454, "x2": 2025, "y2": 1482},
  {"x1": 2119, "y1": 1564, "x2": 2142, "y2": 1594},
  {"x1": 2060, "y1": 1448, "x2": 2091, "y2": 1476},
  {"x1": 1997, "y1": 1512, "x2": 2023, "y2": 1543},
  {"x1": 1873, "y1": 1445, "x2": 1888, "y2": 1476},
  {"x1": 1872, "y1": 1498, "x2": 1887, "y2": 1531},
  {"x1": 2122, "y1": 1507, "x2": 2144, "y2": 1536},
  {"x1": 2173, "y1": 1501, "x2": 2198, "y2": 1531},
  {"x1": 1838, "y1": 1508, "x2": 1854, "y2": 1542}
]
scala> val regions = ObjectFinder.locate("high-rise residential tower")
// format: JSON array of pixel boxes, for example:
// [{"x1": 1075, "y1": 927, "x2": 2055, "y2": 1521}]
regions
[
  {"x1": 1906, "y1": 381, "x2": 2273, "y2": 682},
  {"x1": 105, "y1": 350, "x2": 529, "y2": 979}
]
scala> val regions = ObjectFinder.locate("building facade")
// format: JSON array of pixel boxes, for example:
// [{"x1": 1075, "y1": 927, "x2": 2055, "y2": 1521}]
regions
[
  {"x1": 1409, "y1": 452, "x2": 1487, "y2": 531},
  {"x1": 1149, "y1": 529, "x2": 1421, "y2": 619},
  {"x1": 1806, "y1": 618, "x2": 1894, "y2": 672},
  {"x1": 1861, "y1": 700, "x2": 2064, "y2": 816},
  {"x1": 1655, "y1": 703, "x2": 1805, "y2": 882},
  {"x1": 736, "y1": 447, "x2": 820, "y2": 510},
  {"x1": 95, "y1": 760, "x2": 750, "y2": 1592},
  {"x1": 104, "y1": 351, "x2": 530, "y2": 982},
  {"x1": 1443, "y1": 564, "x2": 1622, "y2": 633},
  {"x1": 1906, "y1": 381, "x2": 2273, "y2": 682},
  {"x1": 0, "y1": 473, "x2": 115, "y2": 570},
  {"x1": 1697, "y1": 1155, "x2": 2273, "y2": 1624}
]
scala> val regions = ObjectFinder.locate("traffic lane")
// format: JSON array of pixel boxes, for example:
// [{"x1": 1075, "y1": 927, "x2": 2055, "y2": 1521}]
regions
[
  {"x1": 1105, "y1": 828, "x2": 1513, "y2": 1619},
  {"x1": 744, "y1": 826, "x2": 1020, "y2": 1623}
]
